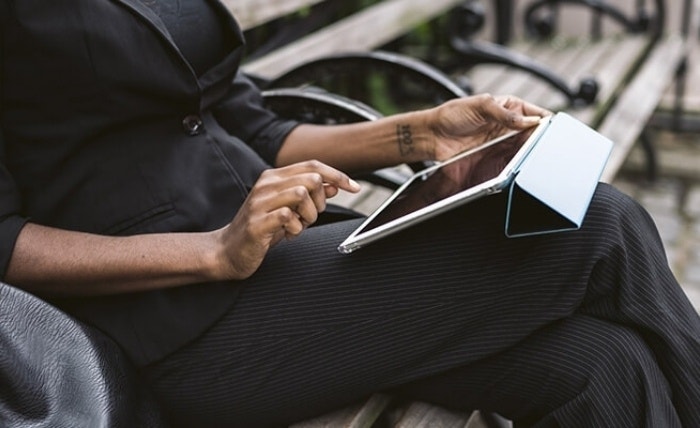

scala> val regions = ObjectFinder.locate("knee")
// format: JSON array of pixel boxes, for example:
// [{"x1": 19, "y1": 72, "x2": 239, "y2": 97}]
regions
[
  {"x1": 586, "y1": 183, "x2": 659, "y2": 241},
  {"x1": 578, "y1": 183, "x2": 667, "y2": 269}
]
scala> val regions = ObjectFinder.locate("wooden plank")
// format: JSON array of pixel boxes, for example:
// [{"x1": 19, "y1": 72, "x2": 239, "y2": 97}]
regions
[
  {"x1": 600, "y1": 34, "x2": 686, "y2": 182},
  {"x1": 290, "y1": 394, "x2": 392, "y2": 428},
  {"x1": 347, "y1": 393, "x2": 393, "y2": 428},
  {"x1": 223, "y1": 0, "x2": 326, "y2": 30},
  {"x1": 513, "y1": 36, "x2": 649, "y2": 123},
  {"x1": 465, "y1": 35, "x2": 649, "y2": 120},
  {"x1": 570, "y1": 36, "x2": 649, "y2": 125},
  {"x1": 622, "y1": 130, "x2": 700, "y2": 180},
  {"x1": 242, "y1": 0, "x2": 464, "y2": 78},
  {"x1": 462, "y1": 42, "x2": 542, "y2": 95},
  {"x1": 523, "y1": 38, "x2": 619, "y2": 109},
  {"x1": 509, "y1": 0, "x2": 642, "y2": 39},
  {"x1": 659, "y1": 0, "x2": 700, "y2": 113},
  {"x1": 350, "y1": 184, "x2": 393, "y2": 215},
  {"x1": 480, "y1": 41, "x2": 566, "y2": 104},
  {"x1": 330, "y1": 187, "x2": 373, "y2": 210},
  {"x1": 332, "y1": 164, "x2": 412, "y2": 213},
  {"x1": 391, "y1": 401, "x2": 471, "y2": 428},
  {"x1": 507, "y1": 39, "x2": 592, "y2": 107},
  {"x1": 290, "y1": 401, "x2": 365, "y2": 428},
  {"x1": 468, "y1": 33, "x2": 680, "y2": 182}
]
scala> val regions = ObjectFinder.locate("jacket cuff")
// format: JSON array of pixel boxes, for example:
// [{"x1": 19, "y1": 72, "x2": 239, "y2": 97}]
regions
[{"x1": 250, "y1": 119, "x2": 300, "y2": 166}]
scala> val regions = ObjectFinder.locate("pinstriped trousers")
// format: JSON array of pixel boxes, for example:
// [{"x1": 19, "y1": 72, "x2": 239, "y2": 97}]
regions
[{"x1": 143, "y1": 183, "x2": 700, "y2": 428}]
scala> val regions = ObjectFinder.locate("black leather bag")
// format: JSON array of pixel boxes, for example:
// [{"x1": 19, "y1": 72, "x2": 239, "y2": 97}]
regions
[{"x1": 0, "y1": 282, "x2": 165, "y2": 428}]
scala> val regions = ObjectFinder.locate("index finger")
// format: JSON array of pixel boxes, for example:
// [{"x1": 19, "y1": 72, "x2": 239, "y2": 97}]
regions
[{"x1": 284, "y1": 160, "x2": 362, "y2": 194}]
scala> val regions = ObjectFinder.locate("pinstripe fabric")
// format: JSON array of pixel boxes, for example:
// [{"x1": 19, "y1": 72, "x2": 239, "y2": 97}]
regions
[{"x1": 143, "y1": 183, "x2": 700, "y2": 428}]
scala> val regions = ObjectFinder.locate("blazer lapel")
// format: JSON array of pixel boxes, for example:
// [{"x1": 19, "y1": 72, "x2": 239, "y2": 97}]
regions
[
  {"x1": 109, "y1": 0, "x2": 246, "y2": 72},
  {"x1": 108, "y1": 0, "x2": 248, "y2": 109},
  {"x1": 109, "y1": 0, "x2": 198, "y2": 76},
  {"x1": 111, "y1": 0, "x2": 174, "y2": 41}
]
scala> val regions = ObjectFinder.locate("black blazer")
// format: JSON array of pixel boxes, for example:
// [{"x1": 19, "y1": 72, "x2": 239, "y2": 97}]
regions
[{"x1": 0, "y1": 0, "x2": 298, "y2": 365}]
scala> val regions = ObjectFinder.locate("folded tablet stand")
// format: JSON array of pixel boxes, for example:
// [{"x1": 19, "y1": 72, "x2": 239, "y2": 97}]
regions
[{"x1": 505, "y1": 113, "x2": 613, "y2": 237}]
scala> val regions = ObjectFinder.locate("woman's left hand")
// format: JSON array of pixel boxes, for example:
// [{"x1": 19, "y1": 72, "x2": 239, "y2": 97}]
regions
[{"x1": 427, "y1": 94, "x2": 552, "y2": 161}]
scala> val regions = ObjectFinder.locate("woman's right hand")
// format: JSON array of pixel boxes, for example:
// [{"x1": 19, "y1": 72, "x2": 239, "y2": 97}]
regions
[{"x1": 212, "y1": 160, "x2": 361, "y2": 280}]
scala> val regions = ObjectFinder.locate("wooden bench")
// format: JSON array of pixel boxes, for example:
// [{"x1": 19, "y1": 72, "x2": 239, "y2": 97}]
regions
[
  {"x1": 434, "y1": 0, "x2": 700, "y2": 183},
  {"x1": 221, "y1": 1, "x2": 699, "y2": 427},
  {"x1": 232, "y1": 0, "x2": 467, "y2": 80}
]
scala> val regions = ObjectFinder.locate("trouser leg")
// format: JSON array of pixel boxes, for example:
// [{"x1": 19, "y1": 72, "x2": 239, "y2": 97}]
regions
[
  {"x1": 390, "y1": 314, "x2": 680, "y2": 427},
  {"x1": 573, "y1": 186, "x2": 700, "y2": 426},
  {"x1": 143, "y1": 184, "x2": 700, "y2": 427}
]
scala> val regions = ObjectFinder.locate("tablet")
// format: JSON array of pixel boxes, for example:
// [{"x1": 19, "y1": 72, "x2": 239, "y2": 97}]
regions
[{"x1": 337, "y1": 115, "x2": 552, "y2": 254}]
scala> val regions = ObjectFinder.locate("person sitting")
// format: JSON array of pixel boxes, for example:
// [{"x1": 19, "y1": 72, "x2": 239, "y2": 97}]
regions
[{"x1": 1, "y1": 1, "x2": 699, "y2": 427}]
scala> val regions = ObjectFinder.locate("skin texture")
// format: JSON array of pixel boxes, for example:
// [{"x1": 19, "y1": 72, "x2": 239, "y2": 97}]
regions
[{"x1": 5, "y1": 94, "x2": 550, "y2": 296}]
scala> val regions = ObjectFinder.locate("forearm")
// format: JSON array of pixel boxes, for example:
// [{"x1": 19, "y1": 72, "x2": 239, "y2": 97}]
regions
[
  {"x1": 275, "y1": 109, "x2": 434, "y2": 171},
  {"x1": 275, "y1": 94, "x2": 550, "y2": 171},
  {"x1": 5, "y1": 222, "x2": 222, "y2": 296}
]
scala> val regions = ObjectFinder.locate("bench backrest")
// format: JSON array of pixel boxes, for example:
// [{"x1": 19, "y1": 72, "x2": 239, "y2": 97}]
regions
[{"x1": 227, "y1": 0, "x2": 465, "y2": 79}]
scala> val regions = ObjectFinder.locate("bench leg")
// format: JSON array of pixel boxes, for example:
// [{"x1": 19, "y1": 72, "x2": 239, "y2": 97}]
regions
[
  {"x1": 639, "y1": 129, "x2": 659, "y2": 182},
  {"x1": 672, "y1": 56, "x2": 689, "y2": 132}
]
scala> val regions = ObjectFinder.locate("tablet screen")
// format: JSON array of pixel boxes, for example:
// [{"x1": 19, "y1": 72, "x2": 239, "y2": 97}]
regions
[{"x1": 355, "y1": 126, "x2": 536, "y2": 235}]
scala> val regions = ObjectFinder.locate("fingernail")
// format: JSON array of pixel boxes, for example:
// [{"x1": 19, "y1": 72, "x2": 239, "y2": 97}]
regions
[
  {"x1": 349, "y1": 178, "x2": 361, "y2": 191},
  {"x1": 523, "y1": 115, "x2": 542, "y2": 123}
]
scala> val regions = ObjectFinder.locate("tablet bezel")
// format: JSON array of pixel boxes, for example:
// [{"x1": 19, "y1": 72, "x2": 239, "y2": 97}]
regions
[{"x1": 337, "y1": 116, "x2": 552, "y2": 254}]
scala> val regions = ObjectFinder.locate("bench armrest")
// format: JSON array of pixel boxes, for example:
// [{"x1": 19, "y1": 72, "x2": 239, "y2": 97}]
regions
[{"x1": 256, "y1": 50, "x2": 468, "y2": 115}]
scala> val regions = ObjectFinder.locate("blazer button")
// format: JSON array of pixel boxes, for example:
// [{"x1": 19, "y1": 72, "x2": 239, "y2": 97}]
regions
[{"x1": 182, "y1": 115, "x2": 203, "y2": 135}]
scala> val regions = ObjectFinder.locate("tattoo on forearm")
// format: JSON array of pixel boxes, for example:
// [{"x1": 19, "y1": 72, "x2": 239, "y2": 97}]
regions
[{"x1": 396, "y1": 124, "x2": 414, "y2": 157}]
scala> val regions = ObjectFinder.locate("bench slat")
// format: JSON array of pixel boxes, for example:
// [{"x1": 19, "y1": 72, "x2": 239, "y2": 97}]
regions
[
  {"x1": 600, "y1": 34, "x2": 686, "y2": 182},
  {"x1": 517, "y1": 36, "x2": 649, "y2": 123},
  {"x1": 497, "y1": 39, "x2": 591, "y2": 107},
  {"x1": 290, "y1": 394, "x2": 393, "y2": 428},
  {"x1": 290, "y1": 401, "x2": 365, "y2": 428},
  {"x1": 459, "y1": 42, "x2": 543, "y2": 95},
  {"x1": 525, "y1": 42, "x2": 606, "y2": 108},
  {"x1": 466, "y1": 35, "x2": 649, "y2": 119},
  {"x1": 242, "y1": 0, "x2": 464, "y2": 78},
  {"x1": 349, "y1": 185, "x2": 394, "y2": 215},
  {"x1": 223, "y1": 0, "x2": 326, "y2": 30},
  {"x1": 572, "y1": 36, "x2": 649, "y2": 125},
  {"x1": 478, "y1": 43, "x2": 569, "y2": 104},
  {"x1": 463, "y1": 32, "x2": 679, "y2": 182},
  {"x1": 659, "y1": 0, "x2": 700, "y2": 113},
  {"x1": 391, "y1": 401, "x2": 472, "y2": 427}
]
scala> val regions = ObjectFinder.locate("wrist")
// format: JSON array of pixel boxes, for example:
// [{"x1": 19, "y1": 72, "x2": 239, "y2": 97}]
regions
[
  {"x1": 394, "y1": 110, "x2": 436, "y2": 162},
  {"x1": 201, "y1": 228, "x2": 231, "y2": 281}
]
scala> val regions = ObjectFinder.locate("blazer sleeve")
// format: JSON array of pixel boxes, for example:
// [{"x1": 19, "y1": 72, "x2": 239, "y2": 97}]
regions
[
  {"x1": 212, "y1": 72, "x2": 300, "y2": 166},
  {"x1": 0, "y1": 132, "x2": 29, "y2": 281},
  {"x1": 0, "y1": 26, "x2": 29, "y2": 280}
]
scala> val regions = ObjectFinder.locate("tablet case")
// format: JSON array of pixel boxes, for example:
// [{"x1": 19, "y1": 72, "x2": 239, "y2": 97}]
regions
[{"x1": 505, "y1": 112, "x2": 613, "y2": 237}]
